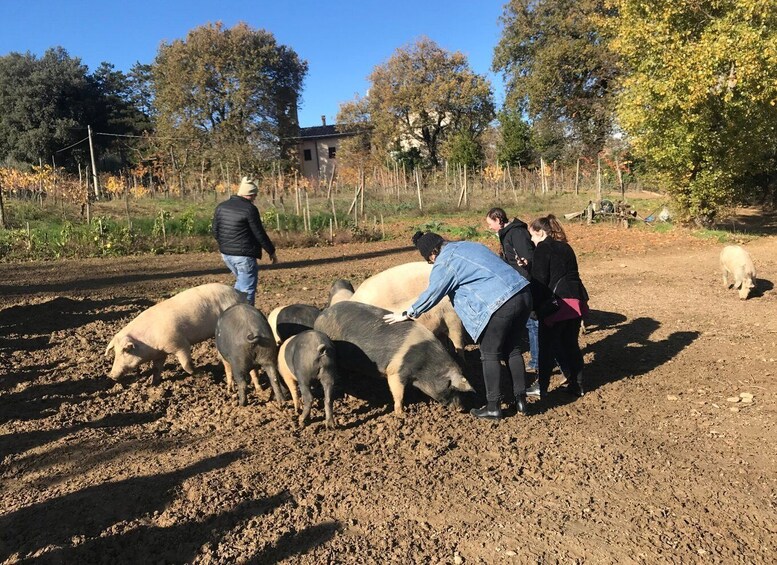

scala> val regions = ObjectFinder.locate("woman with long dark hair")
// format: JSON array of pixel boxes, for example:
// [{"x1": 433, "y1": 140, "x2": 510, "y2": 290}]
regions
[
  {"x1": 528, "y1": 215, "x2": 589, "y2": 398},
  {"x1": 485, "y1": 207, "x2": 539, "y2": 373}
]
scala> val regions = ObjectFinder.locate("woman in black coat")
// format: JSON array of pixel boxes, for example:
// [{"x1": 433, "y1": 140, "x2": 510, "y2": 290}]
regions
[{"x1": 528, "y1": 214, "x2": 588, "y2": 398}]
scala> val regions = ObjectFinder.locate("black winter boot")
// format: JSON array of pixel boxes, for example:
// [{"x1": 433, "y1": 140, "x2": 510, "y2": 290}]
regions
[
  {"x1": 470, "y1": 401, "x2": 502, "y2": 420},
  {"x1": 514, "y1": 394, "x2": 528, "y2": 415}
]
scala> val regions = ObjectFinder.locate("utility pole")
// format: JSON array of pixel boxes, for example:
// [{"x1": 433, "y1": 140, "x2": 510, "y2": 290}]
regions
[{"x1": 88, "y1": 125, "x2": 99, "y2": 199}]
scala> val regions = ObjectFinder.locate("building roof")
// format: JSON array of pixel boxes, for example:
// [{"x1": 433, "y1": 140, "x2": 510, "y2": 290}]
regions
[
  {"x1": 283, "y1": 123, "x2": 371, "y2": 142},
  {"x1": 299, "y1": 124, "x2": 338, "y2": 137}
]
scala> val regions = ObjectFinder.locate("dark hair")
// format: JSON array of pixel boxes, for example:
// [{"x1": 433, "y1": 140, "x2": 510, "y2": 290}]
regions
[
  {"x1": 412, "y1": 230, "x2": 445, "y2": 261},
  {"x1": 486, "y1": 207, "x2": 509, "y2": 227},
  {"x1": 530, "y1": 214, "x2": 567, "y2": 242}
]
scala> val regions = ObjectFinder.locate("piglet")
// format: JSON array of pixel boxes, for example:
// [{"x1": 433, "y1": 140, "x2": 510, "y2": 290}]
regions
[
  {"x1": 267, "y1": 304, "x2": 321, "y2": 344},
  {"x1": 278, "y1": 330, "x2": 339, "y2": 428}
]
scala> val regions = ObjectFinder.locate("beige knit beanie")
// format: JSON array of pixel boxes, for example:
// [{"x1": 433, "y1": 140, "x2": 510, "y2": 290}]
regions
[{"x1": 237, "y1": 177, "x2": 259, "y2": 196}]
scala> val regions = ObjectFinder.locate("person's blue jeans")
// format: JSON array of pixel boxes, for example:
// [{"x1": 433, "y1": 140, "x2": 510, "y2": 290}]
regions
[
  {"x1": 221, "y1": 254, "x2": 258, "y2": 305},
  {"x1": 526, "y1": 315, "x2": 539, "y2": 370}
]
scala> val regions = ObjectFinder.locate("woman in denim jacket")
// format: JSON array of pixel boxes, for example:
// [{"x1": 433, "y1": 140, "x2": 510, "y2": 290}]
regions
[{"x1": 384, "y1": 231, "x2": 532, "y2": 419}]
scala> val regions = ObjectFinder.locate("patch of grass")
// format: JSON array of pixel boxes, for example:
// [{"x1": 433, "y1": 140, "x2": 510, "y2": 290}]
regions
[
  {"x1": 0, "y1": 187, "x2": 671, "y2": 261},
  {"x1": 648, "y1": 221, "x2": 673, "y2": 234},
  {"x1": 691, "y1": 228, "x2": 755, "y2": 243}
]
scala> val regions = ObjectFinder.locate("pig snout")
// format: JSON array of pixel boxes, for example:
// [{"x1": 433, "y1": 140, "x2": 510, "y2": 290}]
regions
[
  {"x1": 445, "y1": 392, "x2": 465, "y2": 411},
  {"x1": 107, "y1": 356, "x2": 130, "y2": 381}
]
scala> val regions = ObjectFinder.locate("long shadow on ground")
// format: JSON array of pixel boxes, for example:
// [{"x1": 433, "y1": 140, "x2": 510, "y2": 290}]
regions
[
  {"x1": 583, "y1": 311, "x2": 700, "y2": 392},
  {"x1": 0, "y1": 451, "x2": 246, "y2": 562},
  {"x1": 0, "y1": 246, "x2": 415, "y2": 297},
  {"x1": 0, "y1": 411, "x2": 163, "y2": 461}
]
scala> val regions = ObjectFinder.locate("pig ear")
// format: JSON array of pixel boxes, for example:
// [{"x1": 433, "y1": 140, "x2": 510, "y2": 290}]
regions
[
  {"x1": 104, "y1": 337, "x2": 115, "y2": 357},
  {"x1": 450, "y1": 373, "x2": 474, "y2": 392}
]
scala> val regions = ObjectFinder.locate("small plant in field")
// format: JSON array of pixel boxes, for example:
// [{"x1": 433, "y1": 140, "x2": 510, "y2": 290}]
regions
[
  {"x1": 178, "y1": 210, "x2": 196, "y2": 235},
  {"x1": 417, "y1": 220, "x2": 444, "y2": 232},
  {"x1": 153, "y1": 210, "x2": 171, "y2": 246},
  {"x1": 54, "y1": 221, "x2": 74, "y2": 257},
  {"x1": 446, "y1": 225, "x2": 481, "y2": 240}
]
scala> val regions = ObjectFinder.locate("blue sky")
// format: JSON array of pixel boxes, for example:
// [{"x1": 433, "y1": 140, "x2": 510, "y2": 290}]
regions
[{"x1": 0, "y1": 0, "x2": 508, "y2": 127}]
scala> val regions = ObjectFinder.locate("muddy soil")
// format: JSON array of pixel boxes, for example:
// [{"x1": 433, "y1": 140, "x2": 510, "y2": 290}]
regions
[{"x1": 1, "y1": 221, "x2": 776, "y2": 564}]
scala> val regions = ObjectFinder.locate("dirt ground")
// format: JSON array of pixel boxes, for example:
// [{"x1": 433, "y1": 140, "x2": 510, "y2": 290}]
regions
[{"x1": 1, "y1": 218, "x2": 776, "y2": 564}]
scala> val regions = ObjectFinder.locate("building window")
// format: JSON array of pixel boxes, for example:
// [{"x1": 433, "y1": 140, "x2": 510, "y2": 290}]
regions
[
  {"x1": 328, "y1": 146, "x2": 336, "y2": 159},
  {"x1": 303, "y1": 149, "x2": 312, "y2": 161}
]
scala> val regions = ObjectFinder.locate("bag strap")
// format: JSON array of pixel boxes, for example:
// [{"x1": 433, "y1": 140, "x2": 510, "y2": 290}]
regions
[{"x1": 550, "y1": 273, "x2": 567, "y2": 295}]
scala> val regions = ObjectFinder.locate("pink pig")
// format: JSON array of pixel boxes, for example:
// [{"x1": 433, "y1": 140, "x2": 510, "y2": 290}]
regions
[{"x1": 105, "y1": 283, "x2": 244, "y2": 383}]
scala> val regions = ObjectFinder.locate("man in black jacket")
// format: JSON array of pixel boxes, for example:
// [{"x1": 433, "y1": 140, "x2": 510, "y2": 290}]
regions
[{"x1": 212, "y1": 177, "x2": 278, "y2": 306}]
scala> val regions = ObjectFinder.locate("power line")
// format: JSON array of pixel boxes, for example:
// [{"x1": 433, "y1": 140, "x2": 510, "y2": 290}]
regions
[
  {"x1": 95, "y1": 131, "x2": 197, "y2": 141},
  {"x1": 55, "y1": 136, "x2": 89, "y2": 153}
]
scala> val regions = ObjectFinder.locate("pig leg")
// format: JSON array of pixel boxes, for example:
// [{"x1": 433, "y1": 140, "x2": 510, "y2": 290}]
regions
[
  {"x1": 722, "y1": 267, "x2": 730, "y2": 288},
  {"x1": 218, "y1": 353, "x2": 234, "y2": 392},
  {"x1": 175, "y1": 348, "x2": 195, "y2": 375},
  {"x1": 386, "y1": 371, "x2": 407, "y2": 415},
  {"x1": 249, "y1": 369, "x2": 261, "y2": 392},
  {"x1": 264, "y1": 364, "x2": 286, "y2": 406},
  {"x1": 279, "y1": 370, "x2": 301, "y2": 413},
  {"x1": 321, "y1": 375, "x2": 337, "y2": 429},
  {"x1": 150, "y1": 357, "x2": 164, "y2": 385},
  {"x1": 298, "y1": 381, "x2": 313, "y2": 426}
]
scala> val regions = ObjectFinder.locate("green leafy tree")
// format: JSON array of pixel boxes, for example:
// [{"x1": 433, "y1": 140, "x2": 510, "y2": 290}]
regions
[
  {"x1": 613, "y1": 0, "x2": 777, "y2": 223},
  {"x1": 90, "y1": 62, "x2": 154, "y2": 170},
  {"x1": 493, "y1": 0, "x2": 620, "y2": 159},
  {"x1": 444, "y1": 131, "x2": 484, "y2": 169},
  {"x1": 0, "y1": 48, "x2": 95, "y2": 166},
  {"x1": 152, "y1": 22, "x2": 307, "y2": 169},
  {"x1": 496, "y1": 108, "x2": 533, "y2": 166},
  {"x1": 363, "y1": 37, "x2": 494, "y2": 168},
  {"x1": 0, "y1": 48, "x2": 151, "y2": 171}
]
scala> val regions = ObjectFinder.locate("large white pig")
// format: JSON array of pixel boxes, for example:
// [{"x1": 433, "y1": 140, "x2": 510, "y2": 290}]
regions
[
  {"x1": 351, "y1": 262, "x2": 468, "y2": 354},
  {"x1": 105, "y1": 283, "x2": 244, "y2": 383},
  {"x1": 720, "y1": 245, "x2": 757, "y2": 300}
]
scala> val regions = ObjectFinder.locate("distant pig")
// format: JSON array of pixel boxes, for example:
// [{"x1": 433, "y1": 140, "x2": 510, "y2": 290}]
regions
[
  {"x1": 720, "y1": 245, "x2": 756, "y2": 300},
  {"x1": 328, "y1": 279, "x2": 355, "y2": 305},
  {"x1": 105, "y1": 283, "x2": 243, "y2": 384},
  {"x1": 314, "y1": 301, "x2": 474, "y2": 415},
  {"x1": 351, "y1": 262, "x2": 468, "y2": 354},
  {"x1": 278, "y1": 330, "x2": 339, "y2": 428},
  {"x1": 215, "y1": 303, "x2": 285, "y2": 406},
  {"x1": 267, "y1": 304, "x2": 322, "y2": 344}
]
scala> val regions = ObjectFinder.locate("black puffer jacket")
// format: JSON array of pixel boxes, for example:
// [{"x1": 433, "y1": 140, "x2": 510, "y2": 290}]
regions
[
  {"x1": 212, "y1": 196, "x2": 275, "y2": 258},
  {"x1": 497, "y1": 218, "x2": 534, "y2": 280}
]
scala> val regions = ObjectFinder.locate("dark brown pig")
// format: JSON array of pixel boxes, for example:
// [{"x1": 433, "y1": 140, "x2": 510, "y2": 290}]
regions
[
  {"x1": 215, "y1": 304, "x2": 285, "y2": 406},
  {"x1": 313, "y1": 301, "x2": 474, "y2": 415},
  {"x1": 278, "y1": 330, "x2": 339, "y2": 428}
]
